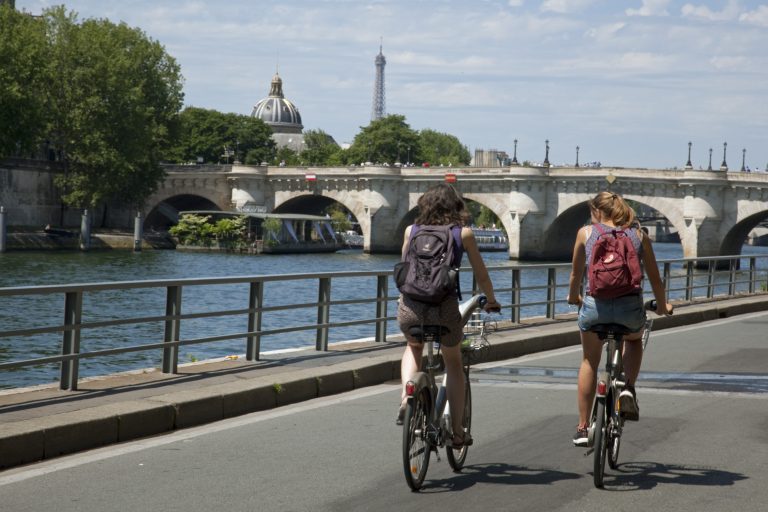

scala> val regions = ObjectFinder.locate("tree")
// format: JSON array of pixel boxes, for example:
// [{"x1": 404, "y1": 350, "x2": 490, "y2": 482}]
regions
[
  {"x1": 273, "y1": 146, "x2": 300, "y2": 166},
  {"x1": 346, "y1": 115, "x2": 420, "y2": 165},
  {"x1": 419, "y1": 129, "x2": 471, "y2": 166},
  {"x1": 42, "y1": 7, "x2": 184, "y2": 210},
  {"x1": 166, "y1": 106, "x2": 275, "y2": 165},
  {"x1": 0, "y1": 5, "x2": 48, "y2": 159},
  {"x1": 300, "y1": 129, "x2": 339, "y2": 165}
]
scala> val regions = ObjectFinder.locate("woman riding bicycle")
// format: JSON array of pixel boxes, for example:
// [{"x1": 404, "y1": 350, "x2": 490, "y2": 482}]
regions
[
  {"x1": 396, "y1": 183, "x2": 500, "y2": 448},
  {"x1": 567, "y1": 191, "x2": 673, "y2": 447}
]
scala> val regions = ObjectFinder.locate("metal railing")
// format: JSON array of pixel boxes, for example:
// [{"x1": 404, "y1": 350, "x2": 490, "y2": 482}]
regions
[{"x1": 0, "y1": 255, "x2": 766, "y2": 391}]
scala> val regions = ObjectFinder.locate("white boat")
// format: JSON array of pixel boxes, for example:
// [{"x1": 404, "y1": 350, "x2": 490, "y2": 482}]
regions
[{"x1": 472, "y1": 227, "x2": 508, "y2": 252}]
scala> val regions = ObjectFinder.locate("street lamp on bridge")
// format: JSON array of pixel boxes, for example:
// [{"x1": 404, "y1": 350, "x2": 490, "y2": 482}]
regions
[
  {"x1": 543, "y1": 140, "x2": 550, "y2": 167},
  {"x1": 741, "y1": 148, "x2": 747, "y2": 172},
  {"x1": 720, "y1": 142, "x2": 728, "y2": 171},
  {"x1": 575, "y1": 146, "x2": 580, "y2": 167},
  {"x1": 685, "y1": 141, "x2": 693, "y2": 169},
  {"x1": 707, "y1": 148, "x2": 713, "y2": 171}
]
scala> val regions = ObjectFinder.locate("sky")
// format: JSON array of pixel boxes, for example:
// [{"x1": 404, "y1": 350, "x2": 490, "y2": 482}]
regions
[{"x1": 15, "y1": 0, "x2": 768, "y2": 170}]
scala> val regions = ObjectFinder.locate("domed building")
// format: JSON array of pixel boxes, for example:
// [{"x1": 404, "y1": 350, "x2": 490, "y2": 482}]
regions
[{"x1": 251, "y1": 72, "x2": 304, "y2": 152}]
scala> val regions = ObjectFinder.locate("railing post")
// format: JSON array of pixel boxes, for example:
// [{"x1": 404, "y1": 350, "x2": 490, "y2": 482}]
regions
[
  {"x1": 162, "y1": 285, "x2": 182, "y2": 373},
  {"x1": 316, "y1": 277, "x2": 331, "y2": 351},
  {"x1": 511, "y1": 268, "x2": 521, "y2": 323},
  {"x1": 133, "y1": 212, "x2": 143, "y2": 252},
  {"x1": 60, "y1": 291, "x2": 83, "y2": 390},
  {"x1": 728, "y1": 257, "x2": 738, "y2": 296},
  {"x1": 663, "y1": 262, "x2": 671, "y2": 298},
  {"x1": 546, "y1": 267, "x2": 556, "y2": 319},
  {"x1": 706, "y1": 260, "x2": 715, "y2": 298},
  {"x1": 246, "y1": 281, "x2": 263, "y2": 361},
  {"x1": 685, "y1": 262, "x2": 694, "y2": 301},
  {"x1": 375, "y1": 275, "x2": 388, "y2": 342},
  {"x1": 80, "y1": 209, "x2": 91, "y2": 251},
  {"x1": 749, "y1": 257, "x2": 756, "y2": 294},
  {"x1": 0, "y1": 206, "x2": 6, "y2": 253}
]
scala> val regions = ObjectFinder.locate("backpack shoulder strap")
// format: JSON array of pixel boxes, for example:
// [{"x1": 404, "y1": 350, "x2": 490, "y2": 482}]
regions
[{"x1": 451, "y1": 225, "x2": 462, "y2": 250}]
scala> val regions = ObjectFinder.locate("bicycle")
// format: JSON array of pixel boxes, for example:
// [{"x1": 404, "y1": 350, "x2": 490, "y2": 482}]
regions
[
  {"x1": 401, "y1": 294, "x2": 493, "y2": 491},
  {"x1": 587, "y1": 299, "x2": 658, "y2": 488}
]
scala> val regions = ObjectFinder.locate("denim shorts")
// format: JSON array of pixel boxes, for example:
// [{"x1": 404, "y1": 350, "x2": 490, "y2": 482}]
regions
[{"x1": 577, "y1": 294, "x2": 646, "y2": 333}]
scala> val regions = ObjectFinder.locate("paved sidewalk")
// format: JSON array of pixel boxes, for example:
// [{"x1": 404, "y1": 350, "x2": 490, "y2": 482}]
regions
[{"x1": 1, "y1": 294, "x2": 767, "y2": 471}]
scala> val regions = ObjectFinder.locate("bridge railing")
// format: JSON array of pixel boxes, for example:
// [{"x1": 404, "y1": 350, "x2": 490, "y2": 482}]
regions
[{"x1": 0, "y1": 255, "x2": 766, "y2": 391}]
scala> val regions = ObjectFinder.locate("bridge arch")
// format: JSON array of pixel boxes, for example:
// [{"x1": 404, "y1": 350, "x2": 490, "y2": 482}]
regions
[{"x1": 144, "y1": 194, "x2": 221, "y2": 230}]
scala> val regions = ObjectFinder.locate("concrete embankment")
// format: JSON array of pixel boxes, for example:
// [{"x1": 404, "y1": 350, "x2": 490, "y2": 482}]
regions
[
  {"x1": 3, "y1": 231, "x2": 175, "y2": 251},
  {"x1": 0, "y1": 294, "x2": 767, "y2": 471}
]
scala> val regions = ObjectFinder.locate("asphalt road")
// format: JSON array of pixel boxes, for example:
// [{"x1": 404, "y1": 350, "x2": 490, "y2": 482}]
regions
[{"x1": 2, "y1": 310, "x2": 767, "y2": 512}]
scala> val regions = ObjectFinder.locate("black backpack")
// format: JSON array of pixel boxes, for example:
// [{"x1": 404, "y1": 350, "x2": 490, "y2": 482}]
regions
[{"x1": 393, "y1": 224, "x2": 462, "y2": 304}]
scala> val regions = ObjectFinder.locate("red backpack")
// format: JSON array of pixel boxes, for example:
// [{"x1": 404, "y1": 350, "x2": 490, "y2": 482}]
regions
[{"x1": 587, "y1": 224, "x2": 643, "y2": 299}]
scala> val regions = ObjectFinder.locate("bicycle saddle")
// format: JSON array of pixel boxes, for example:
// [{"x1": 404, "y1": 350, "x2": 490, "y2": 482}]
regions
[
  {"x1": 408, "y1": 325, "x2": 449, "y2": 342},
  {"x1": 591, "y1": 323, "x2": 632, "y2": 339}
]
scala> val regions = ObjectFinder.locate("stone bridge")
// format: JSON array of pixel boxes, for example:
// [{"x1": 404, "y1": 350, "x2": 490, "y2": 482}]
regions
[{"x1": 146, "y1": 164, "x2": 768, "y2": 260}]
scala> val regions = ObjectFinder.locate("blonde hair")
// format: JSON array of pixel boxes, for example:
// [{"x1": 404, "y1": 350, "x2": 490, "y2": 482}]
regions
[{"x1": 589, "y1": 191, "x2": 636, "y2": 227}]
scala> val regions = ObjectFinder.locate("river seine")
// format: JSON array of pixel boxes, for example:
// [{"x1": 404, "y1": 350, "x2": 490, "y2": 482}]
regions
[{"x1": 2, "y1": 243, "x2": 767, "y2": 389}]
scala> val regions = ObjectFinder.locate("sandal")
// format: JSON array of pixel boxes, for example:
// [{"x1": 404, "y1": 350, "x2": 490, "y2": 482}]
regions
[{"x1": 446, "y1": 431, "x2": 473, "y2": 448}]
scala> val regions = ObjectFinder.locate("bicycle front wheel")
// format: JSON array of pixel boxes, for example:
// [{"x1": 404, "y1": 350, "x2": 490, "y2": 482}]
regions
[
  {"x1": 593, "y1": 398, "x2": 608, "y2": 488},
  {"x1": 446, "y1": 380, "x2": 472, "y2": 471},
  {"x1": 403, "y1": 388, "x2": 431, "y2": 491}
]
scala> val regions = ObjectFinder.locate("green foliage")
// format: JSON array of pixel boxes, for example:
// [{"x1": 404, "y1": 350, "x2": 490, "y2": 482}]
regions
[
  {"x1": 168, "y1": 214, "x2": 214, "y2": 246},
  {"x1": 262, "y1": 217, "x2": 283, "y2": 247},
  {"x1": 166, "y1": 106, "x2": 276, "y2": 165},
  {"x1": 346, "y1": 115, "x2": 420, "y2": 165},
  {"x1": 300, "y1": 129, "x2": 340, "y2": 165},
  {"x1": 0, "y1": 6, "x2": 48, "y2": 158},
  {"x1": 325, "y1": 204, "x2": 352, "y2": 233},
  {"x1": 419, "y1": 129, "x2": 471, "y2": 166},
  {"x1": 466, "y1": 201, "x2": 500, "y2": 228},
  {"x1": 41, "y1": 7, "x2": 184, "y2": 209},
  {"x1": 214, "y1": 216, "x2": 247, "y2": 248},
  {"x1": 169, "y1": 214, "x2": 250, "y2": 248},
  {"x1": 273, "y1": 146, "x2": 300, "y2": 166}
]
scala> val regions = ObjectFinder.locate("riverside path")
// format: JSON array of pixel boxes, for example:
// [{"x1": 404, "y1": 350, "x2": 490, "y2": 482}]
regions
[{"x1": 0, "y1": 296, "x2": 767, "y2": 511}]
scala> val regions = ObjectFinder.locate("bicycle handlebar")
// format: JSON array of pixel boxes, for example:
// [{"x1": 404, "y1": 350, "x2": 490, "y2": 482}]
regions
[
  {"x1": 459, "y1": 294, "x2": 488, "y2": 325},
  {"x1": 645, "y1": 299, "x2": 673, "y2": 315}
]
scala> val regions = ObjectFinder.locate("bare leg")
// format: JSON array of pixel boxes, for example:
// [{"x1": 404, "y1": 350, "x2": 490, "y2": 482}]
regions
[
  {"x1": 577, "y1": 330, "x2": 603, "y2": 428},
  {"x1": 400, "y1": 341, "x2": 423, "y2": 403},
  {"x1": 441, "y1": 344, "x2": 466, "y2": 436},
  {"x1": 622, "y1": 334, "x2": 644, "y2": 386}
]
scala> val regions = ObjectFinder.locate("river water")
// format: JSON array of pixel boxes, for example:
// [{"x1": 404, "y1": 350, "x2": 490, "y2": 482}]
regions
[{"x1": 2, "y1": 243, "x2": 767, "y2": 389}]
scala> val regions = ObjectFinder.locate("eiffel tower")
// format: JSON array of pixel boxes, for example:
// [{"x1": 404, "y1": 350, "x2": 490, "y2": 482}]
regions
[{"x1": 371, "y1": 41, "x2": 386, "y2": 121}]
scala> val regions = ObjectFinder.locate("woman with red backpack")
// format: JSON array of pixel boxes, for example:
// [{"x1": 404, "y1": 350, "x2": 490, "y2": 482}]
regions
[{"x1": 567, "y1": 191, "x2": 673, "y2": 447}]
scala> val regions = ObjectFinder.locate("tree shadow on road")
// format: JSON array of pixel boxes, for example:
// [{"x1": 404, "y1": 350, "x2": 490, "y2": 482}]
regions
[
  {"x1": 599, "y1": 461, "x2": 748, "y2": 491},
  {"x1": 418, "y1": 461, "x2": 581, "y2": 493}
]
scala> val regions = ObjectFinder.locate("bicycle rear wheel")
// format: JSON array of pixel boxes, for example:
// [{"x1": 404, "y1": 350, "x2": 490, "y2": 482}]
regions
[
  {"x1": 607, "y1": 411, "x2": 622, "y2": 469},
  {"x1": 593, "y1": 398, "x2": 608, "y2": 488},
  {"x1": 446, "y1": 380, "x2": 472, "y2": 471},
  {"x1": 403, "y1": 388, "x2": 431, "y2": 491}
]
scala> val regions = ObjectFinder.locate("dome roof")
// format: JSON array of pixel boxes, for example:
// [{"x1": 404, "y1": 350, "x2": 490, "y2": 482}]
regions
[{"x1": 251, "y1": 73, "x2": 303, "y2": 131}]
